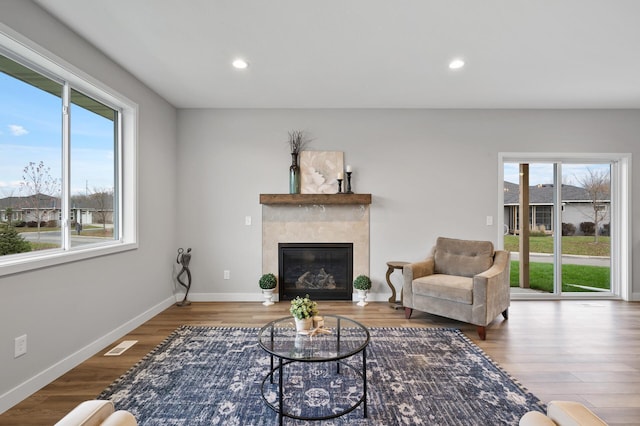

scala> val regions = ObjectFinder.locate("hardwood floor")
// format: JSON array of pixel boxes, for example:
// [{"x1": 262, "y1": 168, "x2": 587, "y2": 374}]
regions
[{"x1": 1, "y1": 300, "x2": 639, "y2": 425}]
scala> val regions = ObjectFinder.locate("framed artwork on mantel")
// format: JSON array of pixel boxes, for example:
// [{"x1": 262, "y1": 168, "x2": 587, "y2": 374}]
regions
[{"x1": 300, "y1": 151, "x2": 344, "y2": 194}]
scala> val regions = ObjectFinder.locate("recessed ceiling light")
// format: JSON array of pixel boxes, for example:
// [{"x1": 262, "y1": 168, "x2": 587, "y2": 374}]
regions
[
  {"x1": 449, "y1": 59, "x2": 465, "y2": 70},
  {"x1": 232, "y1": 59, "x2": 249, "y2": 69}
]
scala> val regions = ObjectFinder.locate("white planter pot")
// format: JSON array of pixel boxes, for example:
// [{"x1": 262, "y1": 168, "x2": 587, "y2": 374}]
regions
[
  {"x1": 294, "y1": 317, "x2": 313, "y2": 332},
  {"x1": 262, "y1": 289, "x2": 275, "y2": 306},
  {"x1": 356, "y1": 289, "x2": 368, "y2": 306}
]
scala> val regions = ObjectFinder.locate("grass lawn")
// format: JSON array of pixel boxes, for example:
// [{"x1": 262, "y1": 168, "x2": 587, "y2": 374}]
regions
[
  {"x1": 30, "y1": 242, "x2": 59, "y2": 251},
  {"x1": 504, "y1": 235, "x2": 610, "y2": 256},
  {"x1": 17, "y1": 226, "x2": 113, "y2": 237},
  {"x1": 510, "y1": 261, "x2": 610, "y2": 292},
  {"x1": 16, "y1": 226, "x2": 114, "y2": 251}
]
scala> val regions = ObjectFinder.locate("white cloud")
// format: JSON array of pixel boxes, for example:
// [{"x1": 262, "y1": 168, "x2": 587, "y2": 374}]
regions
[
  {"x1": 0, "y1": 180, "x2": 23, "y2": 192},
  {"x1": 8, "y1": 124, "x2": 29, "y2": 136}
]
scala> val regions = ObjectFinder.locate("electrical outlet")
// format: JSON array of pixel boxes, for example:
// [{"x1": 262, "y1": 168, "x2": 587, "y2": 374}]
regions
[
  {"x1": 486, "y1": 216, "x2": 493, "y2": 226},
  {"x1": 245, "y1": 216, "x2": 252, "y2": 226},
  {"x1": 224, "y1": 270, "x2": 230, "y2": 280},
  {"x1": 14, "y1": 334, "x2": 27, "y2": 358}
]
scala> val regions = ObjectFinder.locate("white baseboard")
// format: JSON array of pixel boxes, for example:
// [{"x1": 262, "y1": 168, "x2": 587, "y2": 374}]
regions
[
  {"x1": 0, "y1": 296, "x2": 175, "y2": 415},
  {"x1": 184, "y1": 291, "x2": 395, "y2": 303},
  {"x1": 187, "y1": 292, "x2": 268, "y2": 302}
]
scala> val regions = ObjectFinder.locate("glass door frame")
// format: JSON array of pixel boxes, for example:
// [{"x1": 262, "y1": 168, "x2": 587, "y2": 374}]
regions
[{"x1": 498, "y1": 152, "x2": 632, "y2": 301}]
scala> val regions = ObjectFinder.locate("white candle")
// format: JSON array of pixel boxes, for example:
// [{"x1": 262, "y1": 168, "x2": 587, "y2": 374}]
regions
[
  {"x1": 337, "y1": 172, "x2": 343, "y2": 180},
  {"x1": 346, "y1": 165, "x2": 352, "y2": 172}
]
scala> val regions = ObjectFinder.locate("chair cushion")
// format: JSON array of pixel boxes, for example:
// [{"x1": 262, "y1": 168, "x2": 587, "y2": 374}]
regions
[
  {"x1": 434, "y1": 237, "x2": 494, "y2": 277},
  {"x1": 413, "y1": 274, "x2": 473, "y2": 304}
]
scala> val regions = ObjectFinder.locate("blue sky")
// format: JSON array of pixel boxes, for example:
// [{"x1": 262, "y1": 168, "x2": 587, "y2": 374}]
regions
[
  {"x1": 504, "y1": 163, "x2": 611, "y2": 186},
  {"x1": 0, "y1": 71, "x2": 114, "y2": 197}
]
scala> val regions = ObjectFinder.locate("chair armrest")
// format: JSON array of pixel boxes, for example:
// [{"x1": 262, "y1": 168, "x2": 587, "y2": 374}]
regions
[
  {"x1": 471, "y1": 250, "x2": 511, "y2": 324},
  {"x1": 475, "y1": 250, "x2": 510, "y2": 282},
  {"x1": 54, "y1": 400, "x2": 115, "y2": 425},
  {"x1": 402, "y1": 258, "x2": 434, "y2": 304},
  {"x1": 102, "y1": 410, "x2": 138, "y2": 426},
  {"x1": 403, "y1": 259, "x2": 434, "y2": 282},
  {"x1": 547, "y1": 401, "x2": 608, "y2": 425},
  {"x1": 519, "y1": 411, "x2": 557, "y2": 426}
]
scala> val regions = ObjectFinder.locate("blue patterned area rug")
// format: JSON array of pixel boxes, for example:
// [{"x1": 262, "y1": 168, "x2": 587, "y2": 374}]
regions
[{"x1": 97, "y1": 326, "x2": 545, "y2": 425}]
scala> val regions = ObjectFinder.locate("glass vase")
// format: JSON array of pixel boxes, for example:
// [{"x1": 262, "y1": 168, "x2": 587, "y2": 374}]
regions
[{"x1": 289, "y1": 153, "x2": 301, "y2": 194}]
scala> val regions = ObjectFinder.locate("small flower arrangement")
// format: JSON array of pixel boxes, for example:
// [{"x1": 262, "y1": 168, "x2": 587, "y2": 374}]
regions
[
  {"x1": 289, "y1": 294, "x2": 319, "y2": 320},
  {"x1": 259, "y1": 273, "x2": 277, "y2": 290},
  {"x1": 353, "y1": 275, "x2": 372, "y2": 291}
]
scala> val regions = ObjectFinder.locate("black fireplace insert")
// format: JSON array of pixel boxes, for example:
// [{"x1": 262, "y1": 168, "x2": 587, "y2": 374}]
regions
[{"x1": 278, "y1": 242, "x2": 353, "y2": 301}]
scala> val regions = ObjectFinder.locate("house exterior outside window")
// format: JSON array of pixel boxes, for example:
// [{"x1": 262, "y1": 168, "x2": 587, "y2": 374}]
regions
[{"x1": 503, "y1": 182, "x2": 610, "y2": 235}]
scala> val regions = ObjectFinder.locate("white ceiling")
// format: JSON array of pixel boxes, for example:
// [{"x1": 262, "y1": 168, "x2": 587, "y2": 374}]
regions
[{"x1": 35, "y1": 0, "x2": 640, "y2": 109}]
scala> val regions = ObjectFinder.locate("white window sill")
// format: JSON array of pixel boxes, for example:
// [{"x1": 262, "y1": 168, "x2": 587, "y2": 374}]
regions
[{"x1": 0, "y1": 242, "x2": 138, "y2": 277}]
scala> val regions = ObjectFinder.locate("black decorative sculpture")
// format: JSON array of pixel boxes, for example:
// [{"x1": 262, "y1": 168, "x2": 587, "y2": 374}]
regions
[{"x1": 176, "y1": 247, "x2": 192, "y2": 306}]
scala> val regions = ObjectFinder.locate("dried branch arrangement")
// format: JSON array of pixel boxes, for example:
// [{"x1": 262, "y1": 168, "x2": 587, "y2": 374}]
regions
[{"x1": 287, "y1": 130, "x2": 312, "y2": 154}]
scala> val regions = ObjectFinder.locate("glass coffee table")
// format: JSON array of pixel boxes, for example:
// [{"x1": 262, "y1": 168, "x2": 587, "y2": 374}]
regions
[{"x1": 258, "y1": 315, "x2": 370, "y2": 425}]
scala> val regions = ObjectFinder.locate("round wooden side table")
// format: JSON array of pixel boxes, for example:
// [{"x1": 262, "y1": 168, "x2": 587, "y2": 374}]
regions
[{"x1": 385, "y1": 261, "x2": 409, "y2": 308}]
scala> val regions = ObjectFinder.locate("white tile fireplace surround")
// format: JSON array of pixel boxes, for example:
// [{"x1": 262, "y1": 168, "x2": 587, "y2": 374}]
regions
[{"x1": 260, "y1": 194, "x2": 371, "y2": 301}]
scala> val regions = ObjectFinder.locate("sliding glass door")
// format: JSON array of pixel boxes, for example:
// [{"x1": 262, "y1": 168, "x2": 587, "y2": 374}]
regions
[{"x1": 502, "y1": 156, "x2": 620, "y2": 298}]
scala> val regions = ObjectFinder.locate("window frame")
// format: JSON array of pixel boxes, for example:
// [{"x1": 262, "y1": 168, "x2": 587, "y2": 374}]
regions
[
  {"x1": 0, "y1": 25, "x2": 138, "y2": 277},
  {"x1": 498, "y1": 152, "x2": 632, "y2": 301}
]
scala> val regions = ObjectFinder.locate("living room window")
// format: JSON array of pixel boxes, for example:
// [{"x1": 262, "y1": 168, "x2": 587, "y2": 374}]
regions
[{"x1": 0, "y1": 30, "x2": 137, "y2": 276}]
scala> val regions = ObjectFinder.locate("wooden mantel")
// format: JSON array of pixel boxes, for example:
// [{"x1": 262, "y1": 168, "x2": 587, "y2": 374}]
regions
[{"x1": 260, "y1": 193, "x2": 372, "y2": 205}]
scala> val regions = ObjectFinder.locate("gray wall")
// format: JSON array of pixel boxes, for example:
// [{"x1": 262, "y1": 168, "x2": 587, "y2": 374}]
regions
[
  {"x1": 177, "y1": 108, "x2": 639, "y2": 300},
  {"x1": 0, "y1": 1, "x2": 178, "y2": 411}
]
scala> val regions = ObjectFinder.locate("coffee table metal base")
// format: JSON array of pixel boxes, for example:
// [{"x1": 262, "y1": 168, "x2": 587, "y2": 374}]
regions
[{"x1": 260, "y1": 352, "x2": 367, "y2": 425}]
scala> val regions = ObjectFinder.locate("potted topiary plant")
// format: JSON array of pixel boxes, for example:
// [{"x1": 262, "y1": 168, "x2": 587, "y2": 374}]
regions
[
  {"x1": 259, "y1": 273, "x2": 277, "y2": 306},
  {"x1": 289, "y1": 294, "x2": 319, "y2": 331},
  {"x1": 353, "y1": 275, "x2": 372, "y2": 306}
]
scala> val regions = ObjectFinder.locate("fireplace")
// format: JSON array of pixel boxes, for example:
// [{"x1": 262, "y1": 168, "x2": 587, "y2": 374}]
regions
[
  {"x1": 279, "y1": 243, "x2": 353, "y2": 301},
  {"x1": 261, "y1": 196, "x2": 371, "y2": 303}
]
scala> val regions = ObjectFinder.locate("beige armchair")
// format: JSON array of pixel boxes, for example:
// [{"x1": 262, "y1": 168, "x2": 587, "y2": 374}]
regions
[{"x1": 403, "y1": 237, "x2": 510, "y2": 340}]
